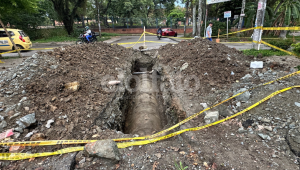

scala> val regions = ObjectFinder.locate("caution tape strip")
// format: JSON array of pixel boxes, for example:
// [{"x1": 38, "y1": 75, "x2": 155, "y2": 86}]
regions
[
  {"x1": 253, "y1": 40, "x2": 297, "y2": 56},
  {"x1": 2, "y1": 70, "x2": 299, "y2": 147},
  {"x1": 220, "y1": 41, "x2": 252, "y2": 43},
  {"x1": 0, "y1": 147, "x2": 84, "y2": 160},
  {"x1": 117, "y1": 85, "x2": 300, "y2": 148},
  {"x1": 2, "y1": 85, "x2": 299, "y2": 160},
  {"x1": 263, "y1": 27, "x2": 300, "y2": 30}
]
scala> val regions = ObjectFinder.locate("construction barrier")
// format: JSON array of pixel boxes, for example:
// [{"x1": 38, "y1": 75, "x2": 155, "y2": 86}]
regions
[{"x1": 0, "y1": 71, "x2": 299, "y2": 160}]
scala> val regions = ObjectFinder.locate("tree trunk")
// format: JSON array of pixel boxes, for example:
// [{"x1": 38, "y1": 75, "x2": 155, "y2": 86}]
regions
[
  {"x1": 237, "y1": 0, "x2": 246, "y2": 36},
  {"x1": 95, "y1": 0, "x2": 101, "y2": 38},
  {"x1": 81, "y1": 16, "x2": 85, "y2": 27},
  {"x1": 279, "y1": 23, "x2": 287, "y2": 39},
  {"x1": 184, "y1": 0, "x2": 190, "y2": 36},
  {"x1": 197, "y1": 0, "x2": 202, "y2": 37},
  {"x1": 62, "y1": 17, "x2": 75, "y2": 35},
  {"x1": 192, "y1": 4, "x2": 196, "y2": 36}
]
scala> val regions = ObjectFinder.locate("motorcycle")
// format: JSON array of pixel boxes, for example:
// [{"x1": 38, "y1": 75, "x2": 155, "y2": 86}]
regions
[
  {"x1": 76, "y1": 31, "x2": 98, "y2": 45},
  {"x1": 157, "y1": 32, "x2": 162, "y2": 40}
]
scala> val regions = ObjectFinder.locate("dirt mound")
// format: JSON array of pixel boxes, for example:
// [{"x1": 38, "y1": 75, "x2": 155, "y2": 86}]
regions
[
  {"x1": 158, "y1": 38, "x2": 252, "y2": 94},
  {"x1": 1, "y1": 43, "x2": 134, "y2": 141}
]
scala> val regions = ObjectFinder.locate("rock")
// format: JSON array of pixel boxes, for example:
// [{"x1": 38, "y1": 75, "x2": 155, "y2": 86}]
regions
[
  {"x1": 200, "y1": 103, "x2": 208, "y2": 109},
  {"x1": 287, "y1": 128, "x2": 300, "y2": 156},
  {"x1": 234, "y1": 88, "x2": 251, "y2": 101},
  {"x1": 65, "y1": 81, "x2": 80, "y2": 91},
  {"x1": 261, "y1": 118, "x2": 271, "y2": 123},
  {"x1": 258, "y1": 133, "x2": 271, "y2": 140},
  {"x1": 242, "y1": 119, "x2": 254, "y2": 128},
  {"x1": 46, "y1": 119, "x2": 54, "y2": 128},
  {"x1": 19, "y1": 97, "x2": 27, "y2": 103},
  {"x1": 14, "y1": 127, "x2": 23, "y2": 133},
  {"x1": 236, "y1": 102, "x2": 241, "y2": 107},
  {"x1": 154, "y1": 153, "x2": 162, "y2": 159},
  {"x1": 16, "y1": 113, "x2": 36, "y2": 129},
  {"x1": 295, "y1": 102, "x2": 300, "y2": 107},
  {"x1": 238, "y1": 127, "x2": 247, "y2": 133},
  {"x1": 84, "y1": 140, "x2": 120, "y2": 163},
  {"x1": 29, "y1": 63, "x2": 38, "y2": 67},
  {"x1": 241, "y1": 74, "x2": 252, "y2": 81},
  {"x1": 0, "y1": 120, "x2": 7, "y2": 130},
  {"x1": 264, "y1": 126, "x2": 272, "y2": 131},
  {"x1": 24, "y1": 107, "x2": 29, "y2": 111},
  {"x1": 219, "y1": 108, "x2": 234, "y2": 117},
  {"x1": 289, "y1": 122, "x2": 296, "y2": 129},
  {"x1": 50, "y1": 65, "x2": 58, "y2": 70},
  {"x1": 9, "y1": 112, "x2": 20, "y2": 120},
  {"x1": 50, "y1": 105, "x2": 57, "y2": 112},
  {"x1": 5, "y1": 91, "x2": 13, "y2": 95},
  {"x1": 30, "y1": 133, "x2": 45, "y2": 141},
  {"x1": 180, "y1": 63, "x2": 189, "y2": 72},
  {"x1": 204, "y1": 111, "x2": 219, "y2": 124}
]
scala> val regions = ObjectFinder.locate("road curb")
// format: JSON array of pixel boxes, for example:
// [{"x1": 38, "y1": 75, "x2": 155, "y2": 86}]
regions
[
  {"x1": 104, "y1": 37, "x2": 121, "y2": 44},
  {"x1": 33, "y1": 42, "x2": 75, "y2": 47},
  {"x1": 169, "y1": 37, "x2": 185, "y2": 43}
]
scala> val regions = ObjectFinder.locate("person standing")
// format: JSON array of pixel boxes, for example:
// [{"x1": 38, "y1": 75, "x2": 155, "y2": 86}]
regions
[{"x1": 206, "y1": 22, "x2": 213, "y2": 41}]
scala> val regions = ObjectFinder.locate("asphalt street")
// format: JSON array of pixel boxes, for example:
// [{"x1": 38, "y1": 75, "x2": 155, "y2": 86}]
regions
[
  {"x1": 0, "y1": 36, "x2": 272, "y2": 58},
  {"x1": 113, "y1": 35, "x2": 177, "y2": 50}
]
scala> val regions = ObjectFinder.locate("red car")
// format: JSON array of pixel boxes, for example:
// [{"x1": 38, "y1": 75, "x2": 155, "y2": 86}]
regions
[{"x1": 161, "y1": 28, "x2": 177, "y2": 37}]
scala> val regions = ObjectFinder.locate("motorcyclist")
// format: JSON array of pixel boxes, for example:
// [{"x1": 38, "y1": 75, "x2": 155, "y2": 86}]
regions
[
  {"x1": 84, "y1": 26, "x2": 92, "y2": 42},
  {"x1": 157, "y1": 27, "x2": 162, "y2": 35}
]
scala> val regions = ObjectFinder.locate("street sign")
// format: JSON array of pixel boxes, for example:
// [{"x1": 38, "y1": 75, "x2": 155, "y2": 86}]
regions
[
  {"x1": 207, "y1": 0, "x2": 231, "y2": 4},
  {"x1": 224, "y1": 11, "x2": 231, "y2": 18},
  {"x1": 234, "y1": 15, "x2": 239, "y2": 19}
]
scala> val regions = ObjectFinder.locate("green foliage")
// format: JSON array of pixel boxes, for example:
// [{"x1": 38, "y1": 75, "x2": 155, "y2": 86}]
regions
[
  {"x1": 242, "y1": 49, "x2": 290, "y2": 57},
  {"x1": 295, "y1": 65, "x2": 300, "y2": 71},
  {"x1": 243, "y1": 2, "x2": 274, "y2": 28},
  {"x1": 292, "y1": 43, "x2": 300, "y2": 55},
  {"x1": 174, "y1": 161, "x2": 188, "y2": 170},
  {"x1": 267, "y1": 39, "x2": 293, "y2": 50}
]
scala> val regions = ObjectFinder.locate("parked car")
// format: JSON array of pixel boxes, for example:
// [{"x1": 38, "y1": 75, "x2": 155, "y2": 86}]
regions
[
  {"x1": 0, "y1": 29, "x2": 32, "y2": 51},
  {"x1": 161, "y1": 28, "x2": 177, "y2": 37}
]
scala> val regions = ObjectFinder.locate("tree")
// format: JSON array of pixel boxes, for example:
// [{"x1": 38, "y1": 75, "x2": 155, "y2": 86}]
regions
[
  {"x1": 275, "y1": 0, "x2": 300, "y2": 38},
  {"x1": 197, "y1": 0, "x2": 203, "y2": 37},
  {"x1": 50, "y1": 0, "x2": 86, "y2": 35}
]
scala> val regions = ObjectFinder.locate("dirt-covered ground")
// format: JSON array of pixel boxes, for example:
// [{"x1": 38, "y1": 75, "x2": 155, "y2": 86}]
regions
[{"x1": 0, "y1": 39, "x2": 300, "y2": 170}]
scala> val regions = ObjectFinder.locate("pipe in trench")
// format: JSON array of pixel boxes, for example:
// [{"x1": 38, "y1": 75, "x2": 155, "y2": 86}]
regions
[{"x1": 124, "y1": 71, "x2": 163, "y2": 136}]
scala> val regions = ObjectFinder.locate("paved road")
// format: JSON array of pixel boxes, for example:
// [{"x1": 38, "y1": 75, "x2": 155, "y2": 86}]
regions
[{"x1": 113, "y1": 36, "x2": 177, "y2": 50}]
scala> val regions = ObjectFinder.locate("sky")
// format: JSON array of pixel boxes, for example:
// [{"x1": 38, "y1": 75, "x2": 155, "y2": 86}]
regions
[{"x1": 175, "y1": 0, "x2": 185, "y2": 7}]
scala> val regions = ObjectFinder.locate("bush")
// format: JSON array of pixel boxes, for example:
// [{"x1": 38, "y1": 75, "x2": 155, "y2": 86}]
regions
[
  {"x1": 267, "y1": 39, "x2": 293, "y2": 51},
  {"x1": 292, "y1": 43, "x2": 300, "y2": 56}
]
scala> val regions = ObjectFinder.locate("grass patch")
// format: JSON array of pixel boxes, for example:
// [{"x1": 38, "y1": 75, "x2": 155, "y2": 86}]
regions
[
  {"x1": 0, "y1": 56, "x2": 21, "y2": 59},
  {"x1": 32, "y1": 36, "x2": 78, "y2": 43},
  {"x1": 242, "y1": 49, "x2": 290, "y2": 57}
]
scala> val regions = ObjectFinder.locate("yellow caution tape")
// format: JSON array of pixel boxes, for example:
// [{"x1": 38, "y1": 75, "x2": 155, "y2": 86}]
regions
[
  {"x1": 263, "y1": 27, "x2": 300, "y2": 31},
  {"x1": 253, "y1": 40, "x2": 297, "y2": 56},
  {"x1": 0, "y1": 60, "x2": 4, "y2": 63},
  {"x1": 145, "y1": 40, "x2": 177, "y2": 44},
  {"x1": 220, "y1": 41, "x2": 252, "y2": 43},
  {"x1": 0, "y1": 147, "x2": 84, "y2": 160},
  {"x1": 0, "y1": 140, "x2": 97, "y2": 147},
  {"x1": 117, "y1": 85, "x2": 300, "y2": 148},
  {"x1": 0, "y1": 50, "x2": 18, "y2": 55}
]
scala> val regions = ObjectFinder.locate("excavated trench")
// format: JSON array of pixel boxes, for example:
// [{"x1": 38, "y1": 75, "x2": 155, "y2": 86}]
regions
[{"x1": 121, "y1": 55, "x2": 167, "y2": 136}]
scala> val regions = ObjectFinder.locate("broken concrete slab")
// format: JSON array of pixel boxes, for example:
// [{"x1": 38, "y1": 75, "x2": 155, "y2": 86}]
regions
[
  {"x1": 84, "y1": 140, "x2": 120, "y2": 163},
  {"x1": 204, "y1": 111, "x2": 219, "y2": 124},
  {"x1": 234, "y1": 88, "x2": 251, "y2": 102}
]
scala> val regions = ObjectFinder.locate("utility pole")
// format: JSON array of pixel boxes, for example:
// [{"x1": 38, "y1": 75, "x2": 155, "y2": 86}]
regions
[
  {"x1": 197, "y1": 0, "x2": 202, "y2": 37},
  {"x1": 192, "y1": 4, "x2": 196, "y2": 36},
  {"x1": 237, "y1": 0, "x2": 246, "y2": 36},
  {"x1": 0, "y1": 18, "x2": 22, "y2": 57},
  {"x1": 95, "y1": 0, "x2": 102, "y2": 38},
  {"x1": 252, "y1": 0, "x2": 267, "y2": 50}
]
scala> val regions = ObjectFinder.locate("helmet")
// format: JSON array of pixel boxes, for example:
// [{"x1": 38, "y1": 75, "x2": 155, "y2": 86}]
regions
[{"x1": 85, "y1": 26, "x2": 89, "y2": 30}]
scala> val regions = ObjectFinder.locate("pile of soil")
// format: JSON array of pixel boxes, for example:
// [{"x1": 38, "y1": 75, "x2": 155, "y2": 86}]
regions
[
  {"x1": 1, "y1": 43, "x2": 134, "y2": 142},
  {"x1": 158, "y1": 38, "x2": 252, "y2": 94}
]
